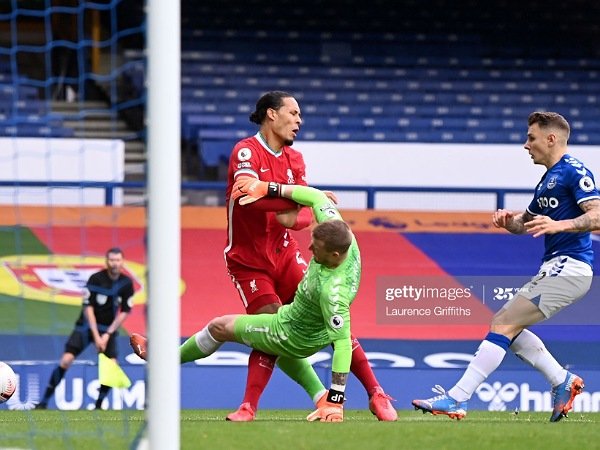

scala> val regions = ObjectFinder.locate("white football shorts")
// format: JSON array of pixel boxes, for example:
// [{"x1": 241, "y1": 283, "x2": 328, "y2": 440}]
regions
[{"x1": 504, "y1": 255, "x2": 592, "y2": 318}]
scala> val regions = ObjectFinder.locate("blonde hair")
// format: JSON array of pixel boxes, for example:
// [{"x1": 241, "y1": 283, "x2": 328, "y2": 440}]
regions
[{"x1": 312, "y1": 220, "x2": 352, "y2": 253}]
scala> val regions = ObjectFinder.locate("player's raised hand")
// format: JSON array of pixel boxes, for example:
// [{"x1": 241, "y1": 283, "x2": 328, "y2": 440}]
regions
[
  {"x1": 524, "y1": 215, "x2": 564, "y2": 237},
  {"x1": 323, "y1": 190, "x2": 338, "y2": 205},
  {"x1": 306, "y1": 402, "x2": 343, "y2": 422},
  {"x1": 492, "y1": 209, "x2": 516, "y2": 229},
  {"x1": 232, "y1": 177, "x2": 269, "y2": 205}
]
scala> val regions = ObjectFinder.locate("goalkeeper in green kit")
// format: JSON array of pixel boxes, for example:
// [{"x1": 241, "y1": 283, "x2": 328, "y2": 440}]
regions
[{"x1": 131, "y1": 178, "x2": 367, "y2": 422}]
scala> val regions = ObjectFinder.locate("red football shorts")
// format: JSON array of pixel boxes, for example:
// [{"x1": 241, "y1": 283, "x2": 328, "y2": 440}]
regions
[{"x1": 227, "y1": 247, "x2": 308, "y2": 314}]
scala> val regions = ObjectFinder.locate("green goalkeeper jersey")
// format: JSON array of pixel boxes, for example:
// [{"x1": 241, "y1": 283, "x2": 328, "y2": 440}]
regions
[
  {"x1": 233, "y1": 187, "x2": 359, "y2": 372},
  {"x1": 278, "y1": 187, "x2": 359, "y2": 360},
  {"x1": 275, "y1": 232, "x2": 360, "y2": 355}
]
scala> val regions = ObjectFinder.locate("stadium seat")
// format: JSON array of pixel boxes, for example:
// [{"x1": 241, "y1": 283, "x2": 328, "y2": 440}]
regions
[
  {"x1": 183, "y1": 114, "x2": 252, "y2": 141},
  {"x1": 173, "y1": 0, "x2": 600, "y2": 172},
  {"x1": 197, "y1": 138, "x2": 237, "y2": 167}
]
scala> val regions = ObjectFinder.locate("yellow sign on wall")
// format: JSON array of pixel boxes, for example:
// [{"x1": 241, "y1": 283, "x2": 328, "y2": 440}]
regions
[{"x1": 0, "y1": 255, "x2": 148, "y2": 306}]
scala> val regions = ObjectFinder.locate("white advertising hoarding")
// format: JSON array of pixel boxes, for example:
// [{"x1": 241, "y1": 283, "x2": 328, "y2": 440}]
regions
[
  {"x1": 0, "y1": 138, "x2": 125, "y2": 206},
  {"x1": 298, "y1": 142, "x2": 600, "y2": 210}
]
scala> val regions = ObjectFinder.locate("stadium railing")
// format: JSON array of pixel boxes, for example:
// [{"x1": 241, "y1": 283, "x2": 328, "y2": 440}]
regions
[{"x1": 0, "y1": 180, "x2": 532, "y2": 209}]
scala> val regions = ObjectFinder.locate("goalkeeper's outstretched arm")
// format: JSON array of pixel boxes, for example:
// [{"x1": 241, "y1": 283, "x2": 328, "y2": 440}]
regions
[{"x1": 232, "y1": 178, "x2": 341, "y2": 224}]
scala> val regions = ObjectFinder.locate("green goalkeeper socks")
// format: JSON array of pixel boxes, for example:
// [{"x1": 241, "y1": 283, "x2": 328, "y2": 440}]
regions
[
  {"x1": 180, "y1": 335, "x2": 208, "y2": 363},
  {"x1": 180, "y1": 326, "x2": 223, "y2": 364},
  {"x1": 277, "y1": 357, "x2": 325, "y2": 402}
]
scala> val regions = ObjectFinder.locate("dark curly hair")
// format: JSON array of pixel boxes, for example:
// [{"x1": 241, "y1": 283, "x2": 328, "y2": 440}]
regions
[{"x1": 249, "y1": 91, "x2": 294, "y2": 124}]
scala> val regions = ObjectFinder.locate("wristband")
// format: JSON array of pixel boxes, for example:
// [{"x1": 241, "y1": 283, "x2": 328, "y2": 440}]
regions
[
  {"x1": 327, "y1": 388, "x2": 345, "y2": 404},
  {"x1": 267, "y1": 182, "x2": 281, "y2": 197}
]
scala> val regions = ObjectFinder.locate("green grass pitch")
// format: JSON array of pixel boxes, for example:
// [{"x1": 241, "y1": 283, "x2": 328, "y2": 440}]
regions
[{"x1": 1, "y1": 410, "x2": 600, "y2": 450}]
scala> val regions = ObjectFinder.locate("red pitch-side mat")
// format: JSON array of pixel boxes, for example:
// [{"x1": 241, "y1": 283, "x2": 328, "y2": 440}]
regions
[
  {"x1": 293, "y1": 230, "x2": 492, "y2": 339},
  {"x1": 13, "y1": 206, "x2": 498, "y2": 339},
  {"x1": 28, "y1": 233, "x2": 490, "y2": 340}
]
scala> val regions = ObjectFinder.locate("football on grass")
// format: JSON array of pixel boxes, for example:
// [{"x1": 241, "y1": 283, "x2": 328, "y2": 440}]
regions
[{"x1": 0, "y1": 361, "x2": 17, "y2": 403}]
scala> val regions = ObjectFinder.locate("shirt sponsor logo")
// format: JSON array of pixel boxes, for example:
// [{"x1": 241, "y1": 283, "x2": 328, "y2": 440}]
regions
[{"x1": 536, "y1": 196, "x2": 559, "y2": 209}]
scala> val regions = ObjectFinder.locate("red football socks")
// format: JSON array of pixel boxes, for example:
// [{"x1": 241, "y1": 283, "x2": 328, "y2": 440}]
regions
[
  {"x1": 242, "y1": 350, "x2": 277, "y2": 410},
  {"x1": 350, "y1": 335, "x2": 380, "y2": 397}
]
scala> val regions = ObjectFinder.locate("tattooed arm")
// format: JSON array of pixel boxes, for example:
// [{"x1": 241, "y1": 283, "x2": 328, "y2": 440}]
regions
[
  {"x1": 570, "y1": 199, "x2": 600, "y2": 231},
  {"x1": 331, "y1": 372, "x2": 348, "y2": 386},
  {"x1": 493, "y1": 209, "x2": 536, "y2": 234},
  {"x1": 524, "y1": 199, "x2": 600, "y2": 237}
]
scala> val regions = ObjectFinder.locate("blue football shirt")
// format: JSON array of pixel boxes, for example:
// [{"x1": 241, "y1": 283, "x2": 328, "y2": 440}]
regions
[{"x1": 527, "y1": 154, "x2": 600, "y2": 266}]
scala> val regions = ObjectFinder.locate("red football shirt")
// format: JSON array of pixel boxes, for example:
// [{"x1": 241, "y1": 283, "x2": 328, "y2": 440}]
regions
[{"x1": 224, "y1": 132, "x2": 309, "y2": 271}]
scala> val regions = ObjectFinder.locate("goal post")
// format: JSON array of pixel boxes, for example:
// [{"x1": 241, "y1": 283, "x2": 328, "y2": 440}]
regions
[
  {"x1": 146, "y1": 0, "x2": 181, "y2": 449},
  {"x1": 0, "y1": 1, "x2": 181, "y2": 448}
]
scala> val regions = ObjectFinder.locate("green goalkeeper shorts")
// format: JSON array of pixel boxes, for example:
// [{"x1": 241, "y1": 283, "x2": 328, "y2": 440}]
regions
[{"x1": 233, "y1": 313, "x2": 321, "y2": 359}]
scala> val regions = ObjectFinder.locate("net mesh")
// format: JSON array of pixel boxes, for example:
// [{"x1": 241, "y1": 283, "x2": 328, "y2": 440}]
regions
[{"x1": 0, "y1": 1, "x2": 146, "y2": 447}]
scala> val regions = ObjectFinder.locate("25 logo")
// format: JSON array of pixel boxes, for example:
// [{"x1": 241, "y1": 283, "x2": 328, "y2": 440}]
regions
[{"x1": 492, "y1": 287, "x2": 521, "y2": 301}]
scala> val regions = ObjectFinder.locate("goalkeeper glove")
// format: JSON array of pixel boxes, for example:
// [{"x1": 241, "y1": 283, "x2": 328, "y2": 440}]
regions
[
  {"x1": 306, "y1": 389, "x2": 344, "y2": 422},
  {"x1": 306, "y1": 402, "x2": 343, "y2": 422},
  {"x1": 232, "y1": 177, "x2": 281, "y2": 205}
]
